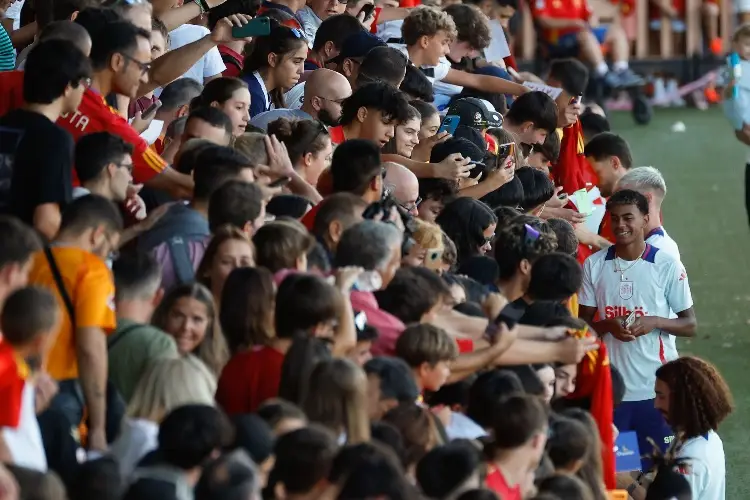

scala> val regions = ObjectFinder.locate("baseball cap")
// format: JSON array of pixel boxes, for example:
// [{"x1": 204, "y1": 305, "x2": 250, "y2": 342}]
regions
[
  {"x1": 447, "y1": 97, "x2": 503, "y2": 129},
  {"x1": 430, "y1": 137, "x2": 486, "y2": 164},
  {"x1": 327, "y1": 31, "x2": 386, "y2": 65}
]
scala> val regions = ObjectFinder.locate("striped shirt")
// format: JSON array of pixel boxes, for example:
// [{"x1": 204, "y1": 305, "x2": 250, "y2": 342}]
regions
[{"x1": 0, "y1": 26, "x2": 15, "y2": 71}]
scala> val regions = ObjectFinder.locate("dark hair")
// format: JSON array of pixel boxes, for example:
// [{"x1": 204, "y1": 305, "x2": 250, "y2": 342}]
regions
[
  {"x1": 112, "y1": 252, "x2": 162, "y2": 302},
  {"x1": 312, "y1": 13, "x2": 363, "y2": 51},
  {"x1": 400, "y1": 65, "x2": 434, "y2": 102},
  {"x1": 583, "y1": 132, "x2": 633, "y2": 169},
  {"x1": 418, "y1": 178, "x2": 458, "y2": 204},
  {"x1": 416, "y1": 440, "x2": 481, "y2": 499},
  {"x1": 527, "y1": 252, "x2": 582, "y2": 302},
  {"x1": 74, "y1": 132, "x2": 134, "y2": 184},
  {"x1": 456, "y1": 490, "x2": 501, "y2": 500},
  {"x1": 86, "y1": 19, "x2": 148, "y2": 71},
  {"x1": 546, "y1": 416, "x2": 592, "y2": 470},
  {"x1": 266, "y1": 426, "x2": 338, "y2": 496},
  {"x1": 220, "y1": 267, "x2": 275, "y2": 353},
  {"x1": 546, "y1": 219, "x2": 577, "y2": 255},
  {"x1": 375, "y1": 267, "x2": 451, "y2": 324},
  {"x1": 493, "y1": 219, "x2": 557, "y2": 280},
  {"x1": 382, "y1": 403, "x2": 438, "y2": 469},
  {"x1": 370, "y1": 421, "x2": 407, "y2": 467},
  {"x1": 410, "y1": 99, "x2": 438, "y2": 121},
  {"x1": 37, "y1": 20, "x2": 91, "y2": 53},
  {"x1": 330, "y1": 139, "x2": 382, "y2": 195},
  {"x1": 358, "y1": 47, "x2": 409, "y2": 88},
  {"x1": 278, "y1": 336, "x2": 333, "y2": 405},
  {"x1": 59, "y1": 194, "x2": 124, "y2": 235},
  {"x1": 645, "y1": 467, "x2": 692, "y2": 500},
  {"x1": 364, "y1": 356, "x2": 420, "y2": 403},
  {"x1": 253, "y1": 221, "x2": 315, "y2": 272},
  {"x1": 39, "y1": 0, "x2": 99, "y2": 30},
  {"x1": 490, "y1": 394, "x2": 549, "y2": 450},
  {"x1": 208, "y1": 180, "x2": 264, "y2": 232},
  {"x1": 493, "y1": 206, "x2": 522, "y2": 228},
  {"x1": 71, "y1": 457, "x2": 124, "y2": 500},
  {"x1": 257, "y1": 399, "x2": 307, "y2": 429},
  {"x1": 505, "y1": 91, "x2": 558, "y2": 135},
  {"x1": 501, "y1": 365, "x2": 545, "y2": 397},
  {"x1": 605, "y1": 188, "x2": 649, "y2": 215},
  {"x1": 580, "y1": 109, "x2": 611, "y2": 140},
  {"x1": 159, "y1": 78, "x2": 203, "y2": 111},
  {"x1": 267, "y1": 195, "x2": 313, "y2": 220},
  {"x1": 275, "y1": 273, "x2": 340, "y2": 338},
  {"x1": 516, "y1": 167, "x2": 554, "y2": 211},
  {"x1": 243, "y1": 23, "x2": 307, "y2": 108},
  {"x1": 538, "y1": 128, "x2": 561, "y2": 163},
  {"x1": 329, "y1": 443, "x2": 415, "y2": 500},
  {"x1": 24, "y1": 39, "x2": 91, "y2": 104},
  {"x1": 0, "y1": 217, "x2": 41, "y2": 269},
  {"x1": 395, "y1": 323, "x2": 458, "y2": 368},
  {"x1": 0, "y1": 287, "x2": 59, "y2": 346},
  {"x1": 537, "y1": 474, "x2": 594, "y2": 500},
  {"x1": 444, "y1": 4, "x2": 491, "y2": 50},
  {"x1": 158, "y1": 404, "x2": 232, "y2": 470},
  {"x1": 194, "y1": 77, "x2": 248, "y2": 110},
  {"x1": 268, "y1": 118, "x2": 329, "y2": 164},
  {"x1": 187, "y1": 106, "x2": 234, "y2": 139},
  {"x1": 193, "y1": 145, "x2": 252, "y2": 200},
  {"x1": 195, "y1": 450, "x2": 260, "y2": 500},
  {"x1": 467, "y1": 370, "x2": 524, "y2": 429},
  {"x1": 436, "y1": 197, "x2": 497, "y2": 266},
  {"x1": 548, "y1": 58, "x2": 590, "y2": 96},
  {"x1": 311, "y1": 192, "x2": 368, "y2": 242},
  {"x1": 340, "y1": 82, "x2": 411, "y2": 126},
  {"x1": 480, "y1": 176, "x2": 525, "y2": 210},
  {"x1": 655, "y1": 356, "x2": 733, "y2": 439}
]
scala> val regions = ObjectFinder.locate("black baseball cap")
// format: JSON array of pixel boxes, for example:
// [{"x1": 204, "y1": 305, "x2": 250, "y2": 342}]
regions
[
  {"x1": 327, "y1": 31, "x2": 386, "y2": 65},
  {"x1": 447, "y1": 97, "x2": 503, "y2": 129}
]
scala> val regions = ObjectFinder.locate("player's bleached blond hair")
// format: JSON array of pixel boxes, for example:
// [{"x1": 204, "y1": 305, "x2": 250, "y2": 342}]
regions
[{"x1": 617, "y1": 166, "x2": 667, "y2": 198}]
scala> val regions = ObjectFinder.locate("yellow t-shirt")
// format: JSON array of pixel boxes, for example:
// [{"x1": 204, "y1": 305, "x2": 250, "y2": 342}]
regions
[{"x1": 28, "y1": 247, "x2": 116, "y2": 380}]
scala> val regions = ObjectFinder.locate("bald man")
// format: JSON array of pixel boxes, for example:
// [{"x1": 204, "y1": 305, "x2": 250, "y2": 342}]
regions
[
  {"x1": 250, "y1": 68, "x2": 352, "y2": 130},
  {"x1": 384, "y1": 162, "x2": 420, "y2": 216}
]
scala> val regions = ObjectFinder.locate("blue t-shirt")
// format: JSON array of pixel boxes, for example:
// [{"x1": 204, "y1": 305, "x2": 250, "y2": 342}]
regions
[{"x1": 243, "y1": 71, "x2": 271, "y2": 118}]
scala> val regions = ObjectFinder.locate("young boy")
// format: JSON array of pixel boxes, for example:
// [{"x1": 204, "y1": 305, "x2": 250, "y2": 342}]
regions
[
  {"x1": 395, "y1": 323, "x2": 458, "y2": 394},
  {"x1": 0, "y1": 286, "x2": 61, "y2": 471},
  {"x1": 397, "y1": 6, "x2": 527, "y2": 108}
]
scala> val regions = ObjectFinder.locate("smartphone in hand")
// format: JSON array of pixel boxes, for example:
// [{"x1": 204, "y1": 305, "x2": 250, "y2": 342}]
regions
[
  {"x1": 231, "y1": 17, "x2": 271, "y2": 38},
  {"x1": 438, "y1": 115, "x2": 460, "y2": 135}
]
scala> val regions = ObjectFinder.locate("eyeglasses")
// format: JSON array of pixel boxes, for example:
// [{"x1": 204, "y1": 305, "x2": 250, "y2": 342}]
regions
[
  {"x1": 399, "y1": 197, "x2": 421, "y2": 212},
  {"x1": 121, "y1": 53, "x2": 152, "y2": 76},
  {"x1": 319, "y1": 96, "x2": 346, "y2": 105}
]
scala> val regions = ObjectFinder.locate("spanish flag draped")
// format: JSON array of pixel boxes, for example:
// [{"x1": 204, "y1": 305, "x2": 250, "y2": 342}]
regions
[
  {"x1": 0, "y1": 341, "x2": 28, "y2": 430},
  {"x1": 568, "y1": 329, "x2": 616, "y2": 490}
]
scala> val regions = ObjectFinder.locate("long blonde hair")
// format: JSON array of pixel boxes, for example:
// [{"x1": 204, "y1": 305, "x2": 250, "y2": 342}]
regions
[
  {"x1": 127, "y1": 356, "x2": 217, "y2": 422},
  {"x1": 302, "y1": 358, "x2": 370, "y2": 444}
]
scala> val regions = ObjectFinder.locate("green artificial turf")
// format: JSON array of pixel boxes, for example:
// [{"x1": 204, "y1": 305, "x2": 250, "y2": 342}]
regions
[{"x1": 610, "y1": 108, "x2": 750, "y2": 497}]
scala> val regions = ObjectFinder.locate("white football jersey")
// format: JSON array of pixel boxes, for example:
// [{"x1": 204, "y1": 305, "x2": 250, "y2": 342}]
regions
[
  {"x1": 646, "y1": 226, "x2": 681, "y2": 262},
  {"x1": 675, "y1": 431, "x2": 726, "y2": 500},
  {"x1": 579, "y1": 244, "x2": 693, "y2": 402}
]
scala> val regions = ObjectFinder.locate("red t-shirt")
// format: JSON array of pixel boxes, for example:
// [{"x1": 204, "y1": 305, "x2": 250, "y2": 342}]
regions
[
  {"x1": 0, "y1": 341, "x2": 26, "y2": 429},
  {"x1": 530, "y1": 0, "x2": 591, "y2": 42},
  {"x1": 216, "y1": 346, "x2": 285, "y2": 414},
  {"x1": 57, "y1": 88, "x2": 167, "y2": 185},
  {"x1": 0, "y1": 70, "x2": 25, "y2": 118},
  {"x1": 329, "y1": 125, "x2": 345, "y2": 145},
  {"x1": 485, "y1": 465, "x2": 522, "y2": 500},
  {"x1": 219, "y1": 45, "x2": 244, "y2": 78}
]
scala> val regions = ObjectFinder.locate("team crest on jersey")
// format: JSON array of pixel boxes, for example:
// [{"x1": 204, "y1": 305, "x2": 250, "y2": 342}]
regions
[
  {"x1": 474, "y1": 112, "x2": 482, "y2": 124},
  {"x1": 619, "y1": 281, "x2": 633, "y2": 300}
]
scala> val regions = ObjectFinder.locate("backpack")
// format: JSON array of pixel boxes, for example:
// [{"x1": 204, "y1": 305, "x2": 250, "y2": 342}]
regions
[{"x1": 137, "y1": 204, "x2": 210, "y2": 289}]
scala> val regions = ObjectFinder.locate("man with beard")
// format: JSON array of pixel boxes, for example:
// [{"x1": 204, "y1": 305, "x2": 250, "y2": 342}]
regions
[
  {"x1": 250, "y1": 68, "x2": 352, "y2": 131},
  {"x1": 578, "y1": 189, "x2": 696, "y2": 470}
]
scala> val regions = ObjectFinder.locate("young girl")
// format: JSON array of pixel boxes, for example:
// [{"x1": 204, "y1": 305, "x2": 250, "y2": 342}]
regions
[
  {"x1": 382, "y1": 105, "x2": 422, "y2": 159},
  {"x1": 196, "y1": 226, "x2": 255, "y2": 307},
  {"x1": 410, "y1": 99, "x2": 441, "y2": 141},
  {"x1": 193, "y1": 77, "x2": 251, "y2": 137},
  {"x1": 219, "y1": 266, "x2": 276, "y2": 354},
  {"x1": 152, "y1": 283, "x2": 229, "y2": 376},
  {"x1": 436, "y1": 197, "x2": 497, "y2": 267},
  {"x1": 242, "y1": 22, "x2": 308, "y2": 117},
  {"x1": 268, "y1": 117, "x2": 332, "y2": 186}
]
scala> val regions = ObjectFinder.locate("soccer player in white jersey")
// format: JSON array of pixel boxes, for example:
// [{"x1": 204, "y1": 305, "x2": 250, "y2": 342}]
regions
[
  {"x1": 616, "y1": 166, "x2": 681, "y2": 261},
  {"x1": 619, "y1": 356, "x2": 732, "y2": 500},
  {"x1": 578, "y1": 189, "x2": 697, "y2": 469}
]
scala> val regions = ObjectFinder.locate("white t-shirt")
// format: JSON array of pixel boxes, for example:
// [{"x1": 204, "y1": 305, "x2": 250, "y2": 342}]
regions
[
  {"x1": 284, "y1": 82, "x2": 306, "y2": 110},
  {"x1": 2, "y1": 381, "x2": 47, "y2": 471},
  {"x1": 646, "y1": 226, "x2": 681, "y2": 262},
  {"x1": 676, "y1": 431, "x2": 726, "y2": 500},
  {"x1": 391, "y1": 44, "x2": 451, "y2": 86},
  {"x1": 168, "y1": 24, "x2": 226, "y2": 83},
  {"x1": 579, "y1": 244, "x2": 693, "y2": 402},
  {"x1": 484, "y1": 19, "x2": 511, "y2": 63},
  {"x1": 376, "y1": 20, "x2": 404, "y2": 43}
]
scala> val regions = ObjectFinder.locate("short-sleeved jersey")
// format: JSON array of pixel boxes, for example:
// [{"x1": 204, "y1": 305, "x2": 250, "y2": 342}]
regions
[
  {"x1": 530, "y1": 0, "x2": 592, "y2": 42},
  {"x1": 57, "y1": 88, "x2": 167, "y2": 185},
  {"x1": 646, "y1": 226, "x2": 681, "y2": 261},
  {"x1": 579, "y1": 244, "x2": 693, "y2": 402},
  {"x1": 675, "y1": 431, "x2": 726, "y2": 500},
  {"x1": 28, "y1": 247, "x2": 117, "y2": 380}
]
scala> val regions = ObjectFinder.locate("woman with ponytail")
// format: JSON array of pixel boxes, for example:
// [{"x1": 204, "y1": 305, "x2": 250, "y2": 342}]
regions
[
  {"x1": 267, "y1": 117, "x2": 332, "y2": 186},
  {"x1": 241, "y1": 22, "x2": 308, "y2": 117},
  {"x1": 194, "y1": 77, "x2": 251, "y2": 137}
]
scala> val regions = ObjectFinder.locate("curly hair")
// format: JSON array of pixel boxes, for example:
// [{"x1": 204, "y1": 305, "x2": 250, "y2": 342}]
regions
[
  {"x1": 655, "y1": 356, "x2": 734, "y2": 439},
  {"x1": 402, "y1": 6, "x2": 457, "y2": 46},
  {"x1": 443, "y1": 4, "x2": 491, "y2": 50},
  {"x1": 493, "y1": 218, "x2": 558, "y2": 281}
]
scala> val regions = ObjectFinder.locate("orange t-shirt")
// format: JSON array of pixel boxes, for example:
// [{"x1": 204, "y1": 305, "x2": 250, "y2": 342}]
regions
[
  {"x1": 530, "y1": 0, "x2": 592, "y2": 42},
  {"x1": 28, "y1": 247, "x2": 116, "y2": 380}
]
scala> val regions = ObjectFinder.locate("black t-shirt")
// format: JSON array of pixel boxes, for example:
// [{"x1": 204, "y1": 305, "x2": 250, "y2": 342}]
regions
[{"x1": 0, "y1": 109, "x2": 73, "y2": 224}]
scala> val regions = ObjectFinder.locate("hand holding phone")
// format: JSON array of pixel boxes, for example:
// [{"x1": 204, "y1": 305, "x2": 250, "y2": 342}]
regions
[
  {"x1": 438, "y1": 115, "x2": 460, "y2": 136},
  {"x1": 231, "y1": 17, "x2": 271, "y2": 38},
  {"x1": 484, "y1": 303, "x2": 526, "y2": 342},
  {"x1": 358, "y1": 3, "x2": 376, "y2": 20}
]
